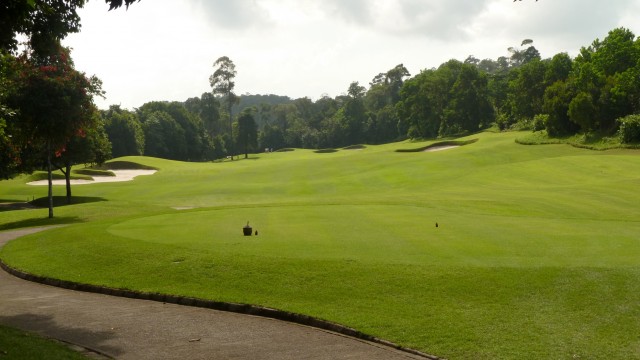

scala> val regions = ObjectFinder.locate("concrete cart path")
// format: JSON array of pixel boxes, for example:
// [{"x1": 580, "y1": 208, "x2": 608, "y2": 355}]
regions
[{"x1": 0, "y1": 227, "x2": 428, "y2": 360}]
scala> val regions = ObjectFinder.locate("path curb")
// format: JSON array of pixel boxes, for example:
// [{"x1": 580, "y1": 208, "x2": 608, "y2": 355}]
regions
[{"x1": 0, "y1": 259, "x2": 440, "y2": 360}]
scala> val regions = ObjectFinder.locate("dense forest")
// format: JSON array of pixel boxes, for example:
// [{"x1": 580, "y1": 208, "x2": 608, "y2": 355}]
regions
[{"x1": 98, "y1": 27, "x2": 640, "y2": 162}]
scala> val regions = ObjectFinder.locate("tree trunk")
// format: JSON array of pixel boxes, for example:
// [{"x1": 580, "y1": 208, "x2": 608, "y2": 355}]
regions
[
  {"x1": 64, "y1": 163, "x2": 72, "y2": 204},
  {"x1": 47, "y1": 145, "x2": 54, "y2": 219}
]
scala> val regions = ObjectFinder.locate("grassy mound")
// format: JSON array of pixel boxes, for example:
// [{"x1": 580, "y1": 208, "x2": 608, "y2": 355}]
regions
[
  {"x1": 2, "y1": 132, "x2": 640, "y2": 359},
  {"x1": 96, "y1": 160, "x2": 157, "y2": 170},
  {"x1": 395, "y1": 138, "x2": 479, "y2": 152}
]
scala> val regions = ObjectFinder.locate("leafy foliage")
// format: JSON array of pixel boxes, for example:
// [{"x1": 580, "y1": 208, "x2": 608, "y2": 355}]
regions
[
  {"x1": 397, "y1": 60, "x2": 492, "y2": 138},
  {"x1": 236, "y1": 108, "x2": 258, "y2": 159},
  {"x1": 617, "y1": 114, "x2": 640, "y2": 143},
  {"x1": 105, "y1": 0, "x2": 139, "y2": 10},
  {"x1": 103, "y1": 105, "x2": 145, "y2": 157},
  {"x1": 4, "y1": 44, "x2": 104, "y2": 215}
]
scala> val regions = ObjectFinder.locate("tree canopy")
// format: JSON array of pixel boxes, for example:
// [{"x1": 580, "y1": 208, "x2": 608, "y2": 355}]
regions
[{"x1": 5, "y1": 44, "x2": 103, "y2": 216}]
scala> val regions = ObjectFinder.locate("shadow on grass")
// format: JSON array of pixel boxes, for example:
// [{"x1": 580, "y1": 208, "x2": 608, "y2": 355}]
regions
[
  {"x1": 343, "y1": 144, "x2": 366, "y2": 150},
  {"x1": 0, "y1": 313, "x2": 122, "y2": 357},
  {"x1": 314, "y1": 149, "x2": 339, "y2": 154},
  {"x1": 30, "y1": 196, "x2": 107, "y2": 208},
  {"x1": 0, "y1": 216, "x2": 83, "y2": 232}
]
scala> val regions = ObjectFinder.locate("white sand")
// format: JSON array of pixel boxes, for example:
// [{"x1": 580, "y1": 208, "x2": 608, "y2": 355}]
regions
[
  {"x1": 424, "y1": 145, "x2": 459, "y2": 152},
  {"x1": 27, "y1": 170, "x2": 157, "y2": 186}
]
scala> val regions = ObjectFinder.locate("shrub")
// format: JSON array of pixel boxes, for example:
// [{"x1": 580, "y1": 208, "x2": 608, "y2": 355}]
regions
[
  {"x1": 617, "y1": 114, "x2": 640, "y2": 143},
  {"x1": 532, "y1": 114, "x2": 548, "y2": 132}
]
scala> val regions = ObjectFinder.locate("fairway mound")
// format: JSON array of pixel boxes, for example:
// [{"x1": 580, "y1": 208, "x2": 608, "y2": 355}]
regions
[
  {"x1": 395, "y1": 138, "x2": 479, "y2": 153},
  {"x1": 98, "y1": 161, "x2": 158, "y2": 170},
  {"x1": 27, "y1": 169, "x2": 157, "y2": 186},
  {"x1": 315, "y1": 149, "x2": 339, "y2": 154}
]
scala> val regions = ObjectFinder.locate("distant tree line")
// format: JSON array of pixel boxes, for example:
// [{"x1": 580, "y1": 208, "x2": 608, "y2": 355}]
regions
[{"x1": 102, "y1": 27, "x2": 640, "y2": 161}]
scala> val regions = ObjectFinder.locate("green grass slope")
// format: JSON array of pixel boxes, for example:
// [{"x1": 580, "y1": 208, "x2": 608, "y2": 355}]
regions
[{"x1": 1, "y1": 132, "x2": 640, "y2": 359}]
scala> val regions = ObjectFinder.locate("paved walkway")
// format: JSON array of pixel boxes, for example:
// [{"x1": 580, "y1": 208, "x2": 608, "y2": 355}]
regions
[{"x1": 0, "y1": 227, "x2": 429, "y2": 360}]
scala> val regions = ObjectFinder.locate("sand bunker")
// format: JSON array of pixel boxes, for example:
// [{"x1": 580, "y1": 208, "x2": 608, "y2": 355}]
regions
[
  {"x1": 424, "y1": 145, "x2": 459, "y2": 152},
  {"x1": 28, "y1": 170, "x2": 157, "y2": 186}
]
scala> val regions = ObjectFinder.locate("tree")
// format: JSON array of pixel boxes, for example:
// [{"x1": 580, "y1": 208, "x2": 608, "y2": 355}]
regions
[
  {"x1": 347, "y1": 81, "x2": 366, "y2": 99},
  {"x1": 138, "y1": 101, "x2": 209, "y2": 161},
  {"x1": 591, "y1": 27, "x2": 638, "y2": 77},
  {"x1": 0, "y1": 114, "x2": 21, "y2": 180},
  {"x1": 236, "y1": 108, "x2": 257, "y2": 159},
  {"x1": 54, "y1": 113, "x2": 112, "y2": 204},
  {"x1": 507, "y1": 59, "x2": 548, "y2": 121},
  {"x1": 366, "y1": 105, "x2": 400, "y2": 144},
  {"x1": 184, "y1": 92, "x2": 221, "y2": 138},
  {"x1": 1, "y1": 0, "x2": 142, "y2": 54},
  {"x1": 396, "y1": 69, "x2": 440, "y2": 139},
  {"x1": 7, "y1": 45, "x2": 103, "y2": 218},
  {"x1": 568, "y1": 92, "x2": 598, "y2": 132},
  {"x1": 209, "y1": 56, "x2": 238, "y2": 136},
  {"x1": 0, "y1": 52, "x2": 23, "y2": 179},
  {"x1": 442, "y1": 64, "x2": 494, "y2": 135},
  {"x1": 338, "y1": 82, "x2": 367, "y2": 145},
  {"x1": 545, "y1": 53, "x2": 573, "y2": 85},
  {"x1": 543, "y1": 80, "x2": 577, "y2": 136},
  {"x1": 105, "y1": 0, "x2": 139, "y2": 10},
  {"x1": 1, "y1": 0, "x2": 85, "y2": 56},
  {"x1": 142, "y1": 110, "x2": 186, "y2": 160},
  {"x1": 508, "y1": 39, "x2": 541, "y2": 68},
  {"x1": 103, "y1": 105, "x2": 145, "y2": 157}
]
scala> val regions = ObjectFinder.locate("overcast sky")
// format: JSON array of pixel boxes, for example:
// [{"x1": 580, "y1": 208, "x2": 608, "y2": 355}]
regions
[{"x1": 62, "y1": 0, "x2": 640, "y2": 110}]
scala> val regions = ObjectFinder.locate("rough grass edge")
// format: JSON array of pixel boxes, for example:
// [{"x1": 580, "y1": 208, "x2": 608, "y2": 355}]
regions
[{"x1": 515, "y1": 131, "x2": 640, "y2": 151}]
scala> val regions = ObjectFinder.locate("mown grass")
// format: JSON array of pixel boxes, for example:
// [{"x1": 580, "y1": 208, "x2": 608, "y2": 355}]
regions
[
  {"x1": 0, "y1": 325, "x2": 89, "y2": 360},
  {"x1": 1, "y1": 132, "x2": 640, "y2": 359}
]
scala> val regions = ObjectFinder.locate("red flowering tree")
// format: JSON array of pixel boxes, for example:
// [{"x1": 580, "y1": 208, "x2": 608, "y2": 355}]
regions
[
  {"x1": 53, "y1": 116, "x2": 112, "y2": 204},
  {"x1": 8, "y1": 44, "x2": 103, "y2": 218}
]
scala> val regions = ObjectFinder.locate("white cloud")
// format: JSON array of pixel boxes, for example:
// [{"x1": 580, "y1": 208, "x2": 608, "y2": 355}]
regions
[{"x1": 62, "y1": 0, "x2": 640, "y2": 110}]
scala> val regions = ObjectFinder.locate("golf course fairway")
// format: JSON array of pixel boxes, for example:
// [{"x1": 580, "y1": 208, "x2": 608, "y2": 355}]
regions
[{"x1": 1, "y1": 131, "x2": 640, "y2": 359}]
